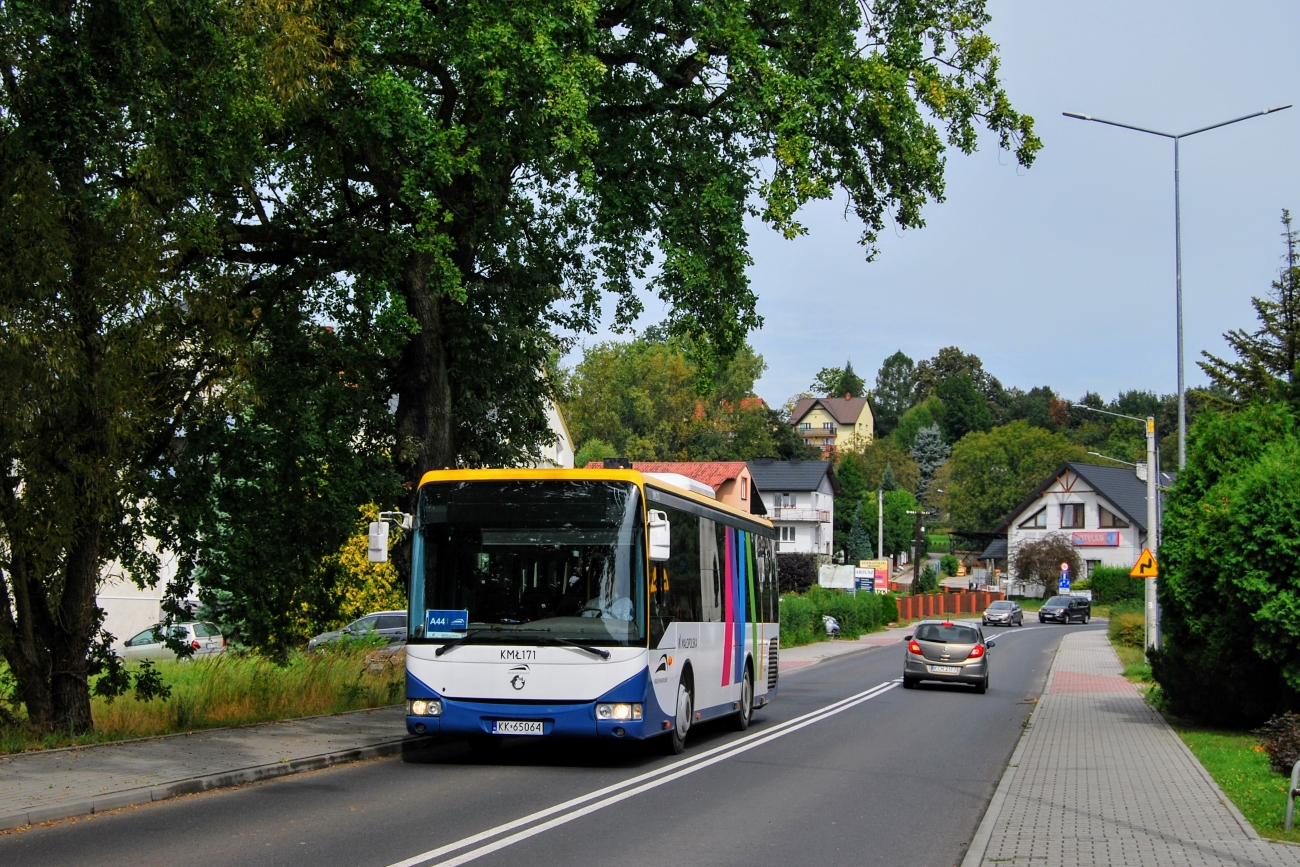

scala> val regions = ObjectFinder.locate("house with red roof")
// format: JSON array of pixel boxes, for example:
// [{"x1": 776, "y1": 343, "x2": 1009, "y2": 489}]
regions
[{"x1": 582, "y1": 460, "x2": 757, "y2": 513}]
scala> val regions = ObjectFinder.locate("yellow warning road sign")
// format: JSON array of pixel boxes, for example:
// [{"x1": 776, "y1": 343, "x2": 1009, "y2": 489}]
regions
[{"x1": 1130, "y1": 548, "x2": 1159, "y2": 578}]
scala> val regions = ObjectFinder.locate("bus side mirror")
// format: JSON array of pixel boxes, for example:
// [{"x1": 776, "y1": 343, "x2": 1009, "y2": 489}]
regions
[
  {"x1": 368, "y1": 521, "x2": 389, "y2": 563},
  {"x1": 648, "y1": 510, "x2": 670, "y2": 561}
]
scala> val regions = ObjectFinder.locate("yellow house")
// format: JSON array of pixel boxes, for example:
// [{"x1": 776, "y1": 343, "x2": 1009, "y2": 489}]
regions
[{"x1": 790, "y1": 395, "x2": 874, "y2": 456}]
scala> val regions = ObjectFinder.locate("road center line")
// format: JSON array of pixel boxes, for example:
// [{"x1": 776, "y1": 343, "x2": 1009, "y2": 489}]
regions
[{"x1": 385, "y1": 679, "x2": 900, "y2": 867}]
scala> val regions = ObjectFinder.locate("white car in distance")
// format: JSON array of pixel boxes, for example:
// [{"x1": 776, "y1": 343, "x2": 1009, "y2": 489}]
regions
[{"x1": 120, "y1": 622, "x2": 226, "y2": 661}]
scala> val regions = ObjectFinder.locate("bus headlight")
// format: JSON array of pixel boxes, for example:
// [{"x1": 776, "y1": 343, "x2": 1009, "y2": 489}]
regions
[
  {"x1": 596, "y1": 703, "x2": 641, "y2": 721},
  {"x1": 408, "y1": 699, "x2": 442, "y2": 717}
]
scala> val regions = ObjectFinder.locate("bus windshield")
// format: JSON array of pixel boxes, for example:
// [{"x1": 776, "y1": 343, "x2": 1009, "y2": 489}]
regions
[{"x1": 409, "y1": 480, "x2": 646, "y2": 647}]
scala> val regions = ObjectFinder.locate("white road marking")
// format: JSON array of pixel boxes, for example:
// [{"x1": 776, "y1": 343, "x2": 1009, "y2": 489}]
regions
[{"x1": 384, "y1": 679, "x2": 901, "y2": 867}]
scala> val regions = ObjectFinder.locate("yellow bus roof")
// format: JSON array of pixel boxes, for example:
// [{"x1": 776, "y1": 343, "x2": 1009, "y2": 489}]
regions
[{"x1": 416, "y1": 467, "x2": 774, "y2": 529}]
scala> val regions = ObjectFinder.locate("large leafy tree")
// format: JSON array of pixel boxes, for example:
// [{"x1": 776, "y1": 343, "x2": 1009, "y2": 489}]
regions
[
  {"x1": 936, "y1": 373, "x2": 992, "y2": 443},
  {"x1": 219, "y1": 0, "x2": 1040, "y2": 504},
  {"x1": 811, "y1": 361, "x2": 866, "y2": 398},
  {"x1": 913, "y1": 346, "x2": 1003, "y2": 404},
  {"x1": 873, "y1": 350, "x2": 916, "y2": 436},
  {"x1": 0, "y1": 0, "x2": 257, "y2": 731},
  {"x1": 561, "y1": 338, "x2": 778, "y2": 461},
  {"x1": 944, "y1": 421, "x2": 1086, "y2": 532}
]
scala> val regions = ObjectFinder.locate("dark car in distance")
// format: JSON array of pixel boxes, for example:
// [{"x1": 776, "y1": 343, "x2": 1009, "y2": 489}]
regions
[{"x1": 1038, "y1": 595, "x2": 1091, "y2": 624}]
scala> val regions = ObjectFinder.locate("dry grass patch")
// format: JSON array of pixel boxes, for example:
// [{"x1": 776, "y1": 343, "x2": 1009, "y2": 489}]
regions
[{"x1": 1, "y1": 645, "x2": 404, "y2": 754}]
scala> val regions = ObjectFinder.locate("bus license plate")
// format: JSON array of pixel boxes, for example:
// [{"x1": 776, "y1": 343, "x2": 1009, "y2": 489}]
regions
[
  {"x1": 928, "y1": 665, "x2": 960, "y2": 674},
  {"x1": 493, "y1": 720, "x2": 544, "y2": 735}
]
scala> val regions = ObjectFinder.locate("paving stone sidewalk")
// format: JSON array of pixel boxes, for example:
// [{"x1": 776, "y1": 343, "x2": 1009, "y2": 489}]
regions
[
  {"x1": 963, "y1": 630, "x2": 1300, "y2": 867},
  {"x1": 0, "y1": 706, "x2": 423, "y2": 832}
]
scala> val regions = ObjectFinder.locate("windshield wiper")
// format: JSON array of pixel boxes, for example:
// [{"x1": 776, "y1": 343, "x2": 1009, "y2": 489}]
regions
[
  {"x1": 534, "y1": 635, "x2": 611, "y2": 659},
  {"x1": 434, "y1": 627, "x2": 502, "y2": 656}
]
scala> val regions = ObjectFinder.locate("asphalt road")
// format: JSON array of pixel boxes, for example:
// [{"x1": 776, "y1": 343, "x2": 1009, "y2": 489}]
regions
[{"x1": 0, "y1": 621, "x2": 1101, "y2": 867}]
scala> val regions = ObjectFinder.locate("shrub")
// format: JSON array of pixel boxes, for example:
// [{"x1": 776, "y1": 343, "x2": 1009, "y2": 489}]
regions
[
  {"x1": 1255, "y1": 712, "x2": 1300, "y2": 775},
  {"x1": 1108, "y1": 609, "x2": 1145, "y2": 649},
  {"x1": 915, "y1": 565, "x2": 939, "y2": 594},
  {"x1": 939, "y1": 554, "x2": 959, "y2": 577},
  {"x1": 779, "y1": 588, "x2": 886, "y2": 647},
  {"x1": 777, "y1": 553, "x2": 817, "y2": 593},
  {"x1": 880, "y1": 593, "x2": 899, "y2": 624},
  {"x1": 1089, "y1": 566, "x2": 1144, "y2": 603}
]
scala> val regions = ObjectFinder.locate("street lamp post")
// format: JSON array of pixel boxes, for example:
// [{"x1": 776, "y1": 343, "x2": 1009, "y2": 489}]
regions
[
  {"x1": 1073, "y1": 404, "x2": 1161, "y2": 649},
  {"x1": 1063, "y1": 105, "x2": 1292, "y2": 469}
]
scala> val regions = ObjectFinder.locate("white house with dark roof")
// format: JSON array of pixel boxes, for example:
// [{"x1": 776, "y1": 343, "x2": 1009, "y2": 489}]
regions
[
  {"x1": 746, "y1": 458, "x2": 840, "y2": 555},
  {"x1": 984, "y1": 461, "x2": 1172, "y2": 595}
]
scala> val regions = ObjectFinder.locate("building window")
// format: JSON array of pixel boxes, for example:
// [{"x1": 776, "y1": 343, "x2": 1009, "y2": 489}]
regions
[
  {"x1": 1018, "y1": 508, "x2": 1047, "y2": 529},
  {"x1": 740, "y1": 477, "x2": 748, "y2": 500},
  {"x1": 1099, "y1": 505, "x2": 1129, "y2": 528},
  {"x1": 822, "y1": 422, "x2": 834, "y2": 431},
  {"x1": 799, "y1": 422, "x2": 811, "y2": 431},
  {"x1": 780, "y1": 493, "x2": 795, "y2": 508},
  {"x1": 780, "y1": 526, "x2": 796, "y2": 542},
  {"x1": 1060, "y1": 503, "x2": 1085, "y2": 529},
  {"x1": 1086, "y1": 559, "x2": 1102, "y2": 577}
]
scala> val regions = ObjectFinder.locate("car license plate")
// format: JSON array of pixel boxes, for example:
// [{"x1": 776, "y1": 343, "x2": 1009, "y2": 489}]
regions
[
  {"x1": 492, "y1": 720, "x2": 544, "y2": 735},
  {"x1": 928, "y1": 665, "x2": 960, "y2": 674}
]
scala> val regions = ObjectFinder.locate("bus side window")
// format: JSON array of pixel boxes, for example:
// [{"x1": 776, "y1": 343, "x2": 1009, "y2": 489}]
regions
[
  {"x1": 650, "y1": 505, "x2": 702, "y2": 646},
  {"x1": 699, "y1": 518, "x2": 723, "y2": 622}
]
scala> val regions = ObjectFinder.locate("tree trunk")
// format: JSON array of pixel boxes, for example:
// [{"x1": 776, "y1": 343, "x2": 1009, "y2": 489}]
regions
[
  {"x1": 394, "y1": 253, "x2": 455, "y2": 511},
  {"x1": 48, "y1": 519, "x2": 102, "y2": 732}
]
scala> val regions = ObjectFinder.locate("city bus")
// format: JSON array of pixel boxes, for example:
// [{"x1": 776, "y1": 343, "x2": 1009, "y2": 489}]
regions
[{"x1": 396, "y1": 468, "x2": 780, "y2": 753}]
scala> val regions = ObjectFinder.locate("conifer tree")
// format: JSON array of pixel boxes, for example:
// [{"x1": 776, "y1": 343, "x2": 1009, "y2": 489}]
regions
[
  {"x1": 1201, "y1": 210, "x2": 1300, "y2": 402},
  {"x1": 846, "y1": 502, "x2": 874, "y2": 563},
  {"x1": 911, "y1": 424, "x2": 951, "y2": 503}
]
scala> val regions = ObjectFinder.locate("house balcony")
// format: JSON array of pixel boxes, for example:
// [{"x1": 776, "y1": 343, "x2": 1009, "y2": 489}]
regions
[{"x1": 772, "y1": 508, "x2": 830, "y2": 523}]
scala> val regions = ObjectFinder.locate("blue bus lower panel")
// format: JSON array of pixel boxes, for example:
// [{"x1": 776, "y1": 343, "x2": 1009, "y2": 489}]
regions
[{"x1": 406, "y1": 668, "x2": 671, "y2": 740}]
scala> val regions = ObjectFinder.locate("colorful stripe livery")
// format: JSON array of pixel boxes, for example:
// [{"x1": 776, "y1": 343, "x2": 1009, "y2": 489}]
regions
[{"x1": 720, "y1": 527, "x2": 755, "y2": 687}]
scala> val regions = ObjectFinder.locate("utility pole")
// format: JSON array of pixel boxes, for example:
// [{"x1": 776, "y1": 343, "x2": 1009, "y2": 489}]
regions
[
  {"x1": 908, "y1": 509, "x2": 924, "y2": 591},
  {"x1": 877, "y1": 489, "x2": 884, "y2": 567},
  {"x1": 1145, "y1": 416, "x2": 1160, "y2": 650}
]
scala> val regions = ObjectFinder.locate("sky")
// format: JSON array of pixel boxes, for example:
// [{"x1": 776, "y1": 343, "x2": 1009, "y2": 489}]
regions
[{"x1": 567, "y1": 0, "x2": 1300, "y2": 409}]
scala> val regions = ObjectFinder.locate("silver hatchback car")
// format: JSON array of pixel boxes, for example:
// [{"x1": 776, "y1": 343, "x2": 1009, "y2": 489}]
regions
[{"x1": 902, "y1": 620, "x2": 994, "y2": 693}]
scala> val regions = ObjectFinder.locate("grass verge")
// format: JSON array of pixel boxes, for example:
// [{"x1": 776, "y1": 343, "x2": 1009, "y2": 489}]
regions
[{"x1": 0, "y1": 645, "x2": 404, "y2": 754}]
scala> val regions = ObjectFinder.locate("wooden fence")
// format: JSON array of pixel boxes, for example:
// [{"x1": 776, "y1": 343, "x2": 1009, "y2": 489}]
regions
[{"x1": 894, "y1": 591, "x2": 1005, "y2": 621}]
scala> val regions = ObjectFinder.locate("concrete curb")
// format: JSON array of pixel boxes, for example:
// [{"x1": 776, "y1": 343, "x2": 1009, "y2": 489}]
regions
[
  {"x1": 959, "y1": 643, "x2": 1056, "y2": 867},
  {"x1": 0, "y1": 735, "x2": 433, "y2": 833}
]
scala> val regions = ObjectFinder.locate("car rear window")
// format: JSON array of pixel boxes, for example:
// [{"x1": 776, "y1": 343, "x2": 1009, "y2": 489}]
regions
[
  {"x1": 916, "y1": 624, "x2": 980, "y2": 644},
  {"x1": 193, "y1": 623, "x2": 219, "y2": 637}
]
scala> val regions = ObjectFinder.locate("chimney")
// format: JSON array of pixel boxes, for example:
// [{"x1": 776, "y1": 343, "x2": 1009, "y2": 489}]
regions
[
  {"x1": 845, "y1": 392, "x2": 851, "y2": 400},
  {"x1": 1135, "y1": 461, "x2": 1148, "y2": 482}
]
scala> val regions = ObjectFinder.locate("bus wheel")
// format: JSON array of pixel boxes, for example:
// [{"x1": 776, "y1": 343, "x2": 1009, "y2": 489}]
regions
[
  {"x1": 667, "y1": 679, "x2": 693, "y2": 755},
  {"x1": 735, "y1": 666, "x2": 754, "y2": 731}
]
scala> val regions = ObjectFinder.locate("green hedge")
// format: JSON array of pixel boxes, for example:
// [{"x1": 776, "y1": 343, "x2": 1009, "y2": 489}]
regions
[
  {"x1": 1089, "y1": 566, "x2": 1145, "y2": 603},
  {"x1": 779, "y1": 587, "x2": 892, "y2": 648}
]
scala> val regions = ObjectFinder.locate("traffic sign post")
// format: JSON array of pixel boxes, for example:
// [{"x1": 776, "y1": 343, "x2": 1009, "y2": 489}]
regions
[
  {"x1": 1130, "y1": 548, "x2": 1158, "y2": 578},
  {"x1": 1059, "y1": 561, "x2": 1071, "y2": 592}
]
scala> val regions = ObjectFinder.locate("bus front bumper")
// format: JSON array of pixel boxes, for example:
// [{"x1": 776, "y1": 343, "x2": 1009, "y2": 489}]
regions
[{"x1": 405, "y1": 669, "x2": 670, "y2": 740}]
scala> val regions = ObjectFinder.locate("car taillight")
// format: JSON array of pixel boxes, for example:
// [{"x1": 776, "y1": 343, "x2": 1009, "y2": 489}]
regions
[
  {"x1": 908, "y1": 640, "x2": 923, "y2": 655},
  {"x1": 222, "y1": 637, "x2": 226, "y2": 647},
  {"x1": 191, "y1": 640, "x2": 201, "y2": 650},
  {"x1": 967, "y1": 644, "x2": 985, "y2": 659}
]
